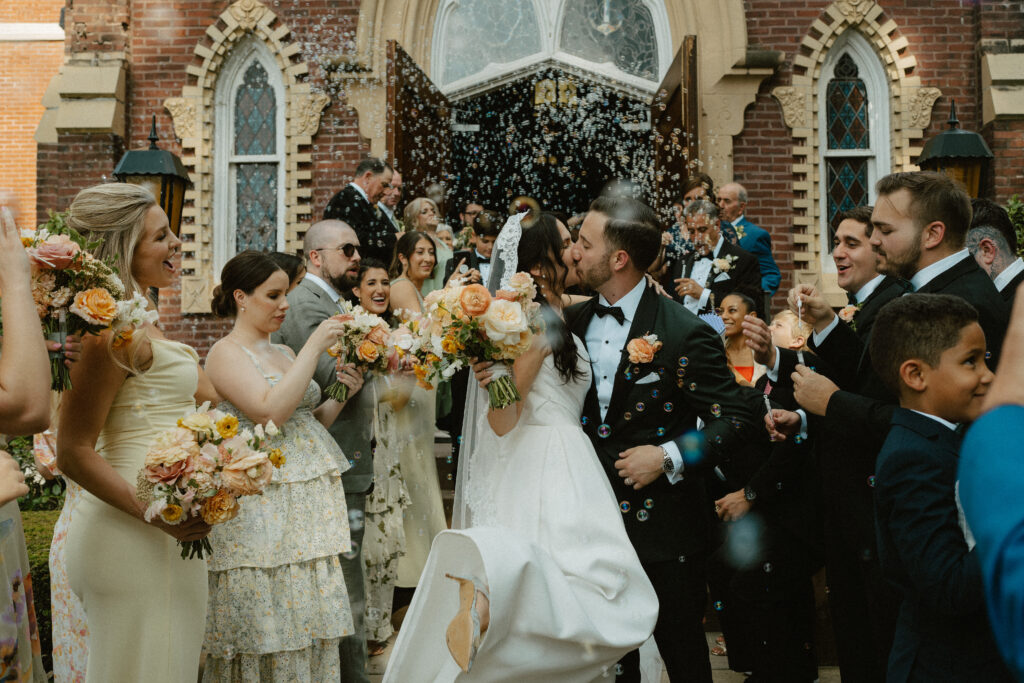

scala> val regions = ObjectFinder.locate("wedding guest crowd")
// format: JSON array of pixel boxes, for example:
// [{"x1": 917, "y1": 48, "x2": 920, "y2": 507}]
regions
[{"x1": 2, "y1": 154, "x2": 1022, "y2": 683}]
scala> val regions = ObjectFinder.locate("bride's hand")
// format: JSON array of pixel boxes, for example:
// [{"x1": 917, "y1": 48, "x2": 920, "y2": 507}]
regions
[
  {"x1": 148, "y1": 512, "x2": 211, "y2": 542},
  {"x1": 471, "y1": 358, "x2": 495, "y2": 389}
]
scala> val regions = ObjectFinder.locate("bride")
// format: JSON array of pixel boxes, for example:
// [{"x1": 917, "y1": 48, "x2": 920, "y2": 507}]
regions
[{"x1": 383, "y1": 214, "x2": 659, "y2": 682}]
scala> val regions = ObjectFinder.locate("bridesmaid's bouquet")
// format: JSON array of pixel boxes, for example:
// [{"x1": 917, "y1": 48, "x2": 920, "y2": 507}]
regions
[
  {"x1": 324, "y1": 305, "x2": 392, "y2": 402},
  {"x1": 135, "y1": 403, "x2": 285, "y2": 560},
  {"x1": 413, "y1": 273, "x2": 542, "y2": 409},
  {"x1": 8, "y1": 211, "x2": 127, "y2": 390}
]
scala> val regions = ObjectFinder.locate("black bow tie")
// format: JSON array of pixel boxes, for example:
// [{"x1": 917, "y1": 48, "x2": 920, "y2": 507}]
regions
[
  {"x1": 477, "y1": 257, "x2": 490, "y2": 264},
  {"x1": 594, "y1": 303, "x2": 626, "y2": 325}
]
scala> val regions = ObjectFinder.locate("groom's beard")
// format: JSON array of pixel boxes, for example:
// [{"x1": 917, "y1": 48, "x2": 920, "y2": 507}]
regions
[{"x1": 576, "y1": 255, "x2": 613, "y2": 292}]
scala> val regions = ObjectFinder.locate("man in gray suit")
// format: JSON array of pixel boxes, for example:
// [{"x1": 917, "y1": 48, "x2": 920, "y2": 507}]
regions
[{"x1": 272, "y1": 219, "x2": 372, "y2": 682}]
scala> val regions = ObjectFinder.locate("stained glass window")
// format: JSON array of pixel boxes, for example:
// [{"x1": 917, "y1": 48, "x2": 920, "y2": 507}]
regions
[
  {"x1": 559, "y1": 0, "x2": 658, "y2": 81},
  {"x1": 826, "y1": 54, "x2": 869, "y2": 150},
  {"x1": 229, "y1": 57, "x2": 281, "y2": 256},
  {"x1": 440, "y1": 1, "x2": 542, "y2": 86},
  {"x1": 826, "y1": 158, "x2": 868, "y2": 233},
  {"x1": 235, "y1": 163, "x2": 278, "y2": 253},
  {"x1": 234, "y1": 61, "x2": 277, "y2": 156}
]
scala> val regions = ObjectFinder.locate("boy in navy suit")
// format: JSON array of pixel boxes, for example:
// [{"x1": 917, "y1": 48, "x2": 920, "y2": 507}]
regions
[{"x1": 869, "y1": 294, "x2": 1013, "y2": 682}]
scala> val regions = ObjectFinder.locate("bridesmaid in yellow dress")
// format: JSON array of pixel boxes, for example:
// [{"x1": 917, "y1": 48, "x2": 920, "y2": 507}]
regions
[{"x1": 57, "y1": 184, "x2": 220, "y2": 683}]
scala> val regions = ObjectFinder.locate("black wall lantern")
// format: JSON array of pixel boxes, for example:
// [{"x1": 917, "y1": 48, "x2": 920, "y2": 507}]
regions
[
  {"x1": 916, "y1": 99, "x2": 993, "y2": 198},
  {"x1": 114, "y1": 115, "x2": 191, "y2": 235}
]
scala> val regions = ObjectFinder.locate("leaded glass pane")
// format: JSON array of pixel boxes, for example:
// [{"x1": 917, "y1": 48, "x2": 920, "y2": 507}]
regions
[
  {"x1": 826, "y1": 158, "x2": 868, "y2": 243},
  {"x1": 560, "y1": 0, "x2": 658, "y2": 81},
  {"x1": 826, "y1": 54, "x2": 869, "y2": 150},
  {"x1": 235, "y1": 163, "x2": 277, "y2": 252},
  {"x1": 234, "y1": 61, "x2": 277, "y2": 156},
  {"x1": 441, "y1": 1, "x2": 542, "y2": 86}
]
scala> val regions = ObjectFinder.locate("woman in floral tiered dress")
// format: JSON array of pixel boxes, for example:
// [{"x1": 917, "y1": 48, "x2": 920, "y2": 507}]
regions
[{"x1": 202, "y1": 251, "x2": 365, "y2": 681}]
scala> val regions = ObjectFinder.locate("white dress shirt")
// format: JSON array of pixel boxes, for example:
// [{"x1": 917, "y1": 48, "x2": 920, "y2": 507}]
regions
[
  {"x1": 475, "y1": 250, "x2": 491, "y2": 284},
  {"x1": 683, "y1": 236, "x2": 725, "y2": 314},
  {"x1": 995, "y1": 257, "x2": 1024, "y2": 294},
  {"x1": 909, "y1": 248, "x2": 970, "y2": 291},
  {"x1": 583, "y1": 278, "x2": 685, "y2": 483},
  {"x1": 304, "y1": 273, "x2": 346, "y2": 313}
]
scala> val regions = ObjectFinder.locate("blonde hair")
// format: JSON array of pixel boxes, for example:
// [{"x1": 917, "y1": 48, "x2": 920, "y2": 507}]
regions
[
  {"x1": 66, "y1": 183, "x2": 157, "y2": 298},
  {"x1": 772, "y1": 310, "x2": 811, "y2": 350},
  {"x1": 403, "y1": 197, "x2": 440, "y2": 229}
]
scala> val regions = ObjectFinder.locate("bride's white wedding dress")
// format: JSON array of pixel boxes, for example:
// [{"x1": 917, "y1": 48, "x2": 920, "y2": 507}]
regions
[{"x1": 383, "y1": 337, "x2": 659, "y2": 682}]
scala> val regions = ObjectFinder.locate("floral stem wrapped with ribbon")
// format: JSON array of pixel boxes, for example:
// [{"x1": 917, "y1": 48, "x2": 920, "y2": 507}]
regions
[
  {"x1": 135, "y1": 403, "x2": 284, "y2": 560},
  {"x1": 414, "y1": 273, "x2": 543, "y2": 410},
  {"x1": 324, "y1": 305, "x2": 392, "y2": 402}
]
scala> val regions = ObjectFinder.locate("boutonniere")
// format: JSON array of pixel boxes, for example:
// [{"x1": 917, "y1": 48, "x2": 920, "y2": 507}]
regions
[
  {"x1": 733, "y1": 224, "x2": 746, "y2": 241},
  {"x1": 626, "y1": 333, "x2": 663, "y2": 364},
  {"x1": 838, "y1": 302, "x2": 862, "y2": 330},
  {"x1": 712, "y1": 254, "x2": 738, "y2": 276}
]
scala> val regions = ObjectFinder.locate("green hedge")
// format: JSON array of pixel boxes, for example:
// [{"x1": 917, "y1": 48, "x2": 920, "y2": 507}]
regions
[{"x1": 22, "y1": 509, "x2": 60, "y2": 674}]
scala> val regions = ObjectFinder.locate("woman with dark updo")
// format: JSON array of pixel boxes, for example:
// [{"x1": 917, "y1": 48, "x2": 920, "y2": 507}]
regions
[{"x1": 200, "y1": 250, "x2": 365, "y2": 681}]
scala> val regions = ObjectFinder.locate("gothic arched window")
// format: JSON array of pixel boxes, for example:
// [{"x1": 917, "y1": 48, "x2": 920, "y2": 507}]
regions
[
  {"x1": 817, "y1": 31, "x2": 890, "y2": 264},
  {"x1": 214, "y1": 40, "x2": 286, "y2": 273},
  {"x1": 558, "y1": 0, "x2": 658, "y2": 82}
]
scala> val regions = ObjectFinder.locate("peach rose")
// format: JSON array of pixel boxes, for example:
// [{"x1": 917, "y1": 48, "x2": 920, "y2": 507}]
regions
[
  {"x1": 459, "y1": 284, "x2": 491, "y2": 317},
  {"x1": 200, "y1": 490, "x2": 240, "y2": 525},
  {"x1": 144, "y1": 455, "x2": 196, "y2": 486},
  {"x1": 331, "y1": 313, "x2": 355, "y2": 324},
  {"x1": 506, "y1": 272, "x2": 537, "y2": 301},
  {"x1": 366, "y1": 325, "x2": 390, "y2": 346},
  {"x1": 220, "y1": 450, "x2": 273, "y2": 496},
  {"x1": 30, "y1": 234, "x2": 81, "y2": 270},
  {"x1": 146, "y1": 427, "x2": 200, "y2": 468},
  {"x1": 480, "y1": 298, "x2": 528, "y2": 344},
  {"x1": 838, "y1": 304, "x2": 858, "y2": 324},
  {"x1": 69, "y1": 288, "x2": 117, "y2": 326},
  {"x1": 495, "y1": 289, "x2": 518, "y2": 302},
  {"x1": 355, "y1": 339, "x2": 380, "y2": 363},
  {"x1": 627, "y1": 336, "x2": 663, "y2": 364}
]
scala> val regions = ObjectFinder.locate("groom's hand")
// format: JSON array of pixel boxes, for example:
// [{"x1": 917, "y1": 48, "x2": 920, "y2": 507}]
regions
[{"x1": 615, "y1": 446, "x2": 663, "y2": 490}]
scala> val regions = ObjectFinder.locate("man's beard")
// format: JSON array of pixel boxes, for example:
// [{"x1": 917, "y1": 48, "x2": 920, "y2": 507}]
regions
[
  {"x1": 878, "y1": 238, "x2": 922, "y2": 280},
  {"x1": 326, "y1": 268, "x2": 358, "y2": 292},
  {"x1": 576, "y1": 256, "x2": 613, "y2": 291}
]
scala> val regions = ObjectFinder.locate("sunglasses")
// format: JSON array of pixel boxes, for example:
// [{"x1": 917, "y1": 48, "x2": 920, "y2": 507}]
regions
[{"x1": 316, "y1": 243, "x2": 359, "y2": 258}]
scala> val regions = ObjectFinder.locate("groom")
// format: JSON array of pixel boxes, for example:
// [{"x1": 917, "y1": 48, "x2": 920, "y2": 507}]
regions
[{"x1": 566, "y1": 197, "x2": 757, "y2": 682}]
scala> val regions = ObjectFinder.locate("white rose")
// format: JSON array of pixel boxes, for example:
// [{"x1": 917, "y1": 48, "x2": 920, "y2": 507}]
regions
[
  {"x1": 713, "y1": 258, "x2": 731, "y2": 272},
  {"x1": 264, "y1": 420, "x2": 280, "y2": 437},
  {"x1": 180, "y1": 412, "x2": 216, "y2": 439},
  {"x1": 481, "y1": 299, "x2": 528, "y2": 344}
]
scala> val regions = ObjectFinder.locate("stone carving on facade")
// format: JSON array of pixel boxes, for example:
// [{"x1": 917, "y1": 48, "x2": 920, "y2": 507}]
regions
[
  {"x1": 772, "y1": 86, "x2": 808, "y2": 128},
  {"x1": 229, "y1": 0, "x2": 268, "y2": 30},
  {"x1": 164, "y1": 98, "x2": 198, "y2": 138},
  {"x1": 834, "y1": 0, "x2": 874, "y2": 24},
  {"x1": 289, "y1": 92, "x2": 331, "y2": 136},
  {"x1": 907, "y1": 86, "x2": 942, "y2": 129}
]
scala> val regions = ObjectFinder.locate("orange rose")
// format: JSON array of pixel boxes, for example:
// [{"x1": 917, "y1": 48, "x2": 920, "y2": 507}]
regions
[
  {"x1": 220, "y1": 451, "x2": 273, "y2": 496},
  {"x1": 355, "y1": 339, "x2": 380, "y2": 363},
  {"x1": 69, "y1": 287, "x2": 117, "y2": 326},
  {"x1": 627, "y1": 337, "x2": 662, "y2": 364},
  {"x1": 331, "y1": 313, "x2": 354, "y2": 323},
  {"x1": 200, "y1": 490, "x2": 240, "y2": 525},
  {"x1": 459, "y1": 284, "x2": 492, "y2": 317},
  {"x1": 365, "y1": 325, "x2": 390, "y2": 346}
]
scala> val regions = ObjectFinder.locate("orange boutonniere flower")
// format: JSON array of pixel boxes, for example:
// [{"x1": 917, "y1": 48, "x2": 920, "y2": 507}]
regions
[{"x1": 626, "y1": 333, "x2": 663, "y2": 364}]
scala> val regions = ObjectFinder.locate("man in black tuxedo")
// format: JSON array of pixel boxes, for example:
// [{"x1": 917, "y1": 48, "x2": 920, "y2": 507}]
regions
[
  {"x1": 966, "y1": 198, "x2": 1024, "y2": 303},
  {"x1": 565, "y1": 196, "x2": 757, "y2": 683},
  {"x1": 666, "y1": 200, "x2": 762, "y2": 316},
  {"x1": 748, "y1": 205, "x2": 905, "y2": 681},
  {"x1": 323, "y1": 157, "x2": 395, "y2": 265}
]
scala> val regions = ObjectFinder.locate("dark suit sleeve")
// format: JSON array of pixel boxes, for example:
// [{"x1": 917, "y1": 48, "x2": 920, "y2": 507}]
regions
[
  {"x1": 808, "y1": 318, "x2": 864, "y2": 391},
  {"x1": 273, "y1": 293, "x2": 338, "y2": 392},
  {"x1": 669, "y1": 319, "x2": 758, "y2": 473},
  {"x1": 824, "y1": 389, "x2": 894, "y2": 443},
  {"x1": 876, "y1": 443, "x2": 986, "y2": 615}
]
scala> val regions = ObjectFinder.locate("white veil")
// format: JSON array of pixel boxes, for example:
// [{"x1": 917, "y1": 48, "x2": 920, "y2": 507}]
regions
[{"x1": 451, "y1": 211, "x2": 527, "y2": 528}]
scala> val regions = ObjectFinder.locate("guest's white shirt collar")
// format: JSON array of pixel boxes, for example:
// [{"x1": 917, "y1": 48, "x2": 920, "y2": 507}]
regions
[
  {"x1": 910, "y1": 409, "x2": 959, "y2": 433},
  {"x1": 380, "y1": 203, "x2": 396, "y2": 220},
  {"x1": 304, "y1": 272, "x2": 342, "y2": 304},
  {"x1": 854, "y1": 273, "x2": 886, "y2": 304},
  {"x1": 910, "y1": 249, "x2": 970, "y2": 291},
  {"x1": 474, "y1": 250, "x2": 489, "y2": 262},
  {"x1": 731, "y1": 214, "x2": 745, "y2": 227},
  {"x1": 348, "y1": 181, "x2": 370, "y2": 204},
  {"x1": 598, "y1": 277, "x2": 647, "y2": 324},
  {"x1": 994, "y1": 257, "x2": 1024, "y2": 293}
]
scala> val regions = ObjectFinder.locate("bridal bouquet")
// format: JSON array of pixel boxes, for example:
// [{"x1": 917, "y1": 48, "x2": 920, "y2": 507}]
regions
[
  {"x1": 11, "y1": 211, "x2": 126, "y2": 390},
  {"x1": 324, "y1": 305, "x2": 392, "y2": 402},
  {"x1": 135, "y1": 403, "x2": 284, "y2": 559},
  {"x1": 414, "y1": 273, "x2": 542, "y2": 409}
]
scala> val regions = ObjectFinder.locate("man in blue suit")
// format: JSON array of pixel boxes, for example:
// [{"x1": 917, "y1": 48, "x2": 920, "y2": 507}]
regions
[{"x1": 718, "y1": 182, "x2": 781, "y2": 295}]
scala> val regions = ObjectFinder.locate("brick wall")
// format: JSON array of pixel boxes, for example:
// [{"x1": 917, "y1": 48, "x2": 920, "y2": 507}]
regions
[
  {"x1": 0, "y1": 0, "x2": 65, "y2": 229},
  {"x1": 738, "y1": 0, "x2": 990, "y2": 302}
]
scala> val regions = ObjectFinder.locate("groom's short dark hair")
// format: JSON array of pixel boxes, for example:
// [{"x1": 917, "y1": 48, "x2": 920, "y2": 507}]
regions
[{"x1": 589, "y1": 196, "x2": 661, "y2": 271}]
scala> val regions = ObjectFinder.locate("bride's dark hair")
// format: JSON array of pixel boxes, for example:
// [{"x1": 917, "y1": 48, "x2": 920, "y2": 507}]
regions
[{"x1": 518, "y1": 213, "x2": 585, "y2": 382}]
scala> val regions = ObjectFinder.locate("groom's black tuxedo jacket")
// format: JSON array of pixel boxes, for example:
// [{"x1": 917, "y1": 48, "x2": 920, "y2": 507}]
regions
[{"x1": 566, "y1": 284, "x2": 757, "y2": 563}]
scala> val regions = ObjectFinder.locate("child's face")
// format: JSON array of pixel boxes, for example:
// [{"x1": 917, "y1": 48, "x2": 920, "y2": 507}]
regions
[{"x1": 922, "y1": 322, "x2": 993, "y2": 423}]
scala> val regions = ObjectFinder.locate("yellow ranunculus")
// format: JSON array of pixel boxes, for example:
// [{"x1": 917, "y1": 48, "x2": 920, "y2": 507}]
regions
[
  {"x1": 268, "y1": 448, "x2": 285, "y2": 468},
  {"x1": 216, "y1": 415, "x2": 239, "y2": 439},
  {"x1": 161, "y1": 504, "x2": 184, "y2": 524}
]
